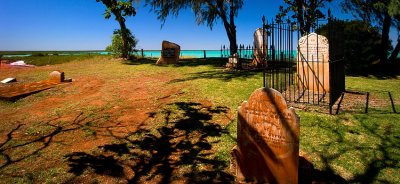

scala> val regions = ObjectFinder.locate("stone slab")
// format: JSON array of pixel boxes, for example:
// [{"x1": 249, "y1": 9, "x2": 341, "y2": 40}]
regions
[
  {"x1": 1, "y1": 78, "x2": 17, "y2": 84},
  {"x1": 0, "y1": 80, "x2": 60, "y2": 101}
]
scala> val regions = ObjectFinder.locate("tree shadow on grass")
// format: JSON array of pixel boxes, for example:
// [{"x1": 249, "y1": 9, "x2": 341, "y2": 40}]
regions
[
  {"x1": 301, "y1": 114, "x2": 400, "y2": 183},
  {"x1": 65, "y1": 102, "x2": 235, "y2": 183},
  {"x1": 168, "y1": 70, "x2": 261, "y2": 83}
]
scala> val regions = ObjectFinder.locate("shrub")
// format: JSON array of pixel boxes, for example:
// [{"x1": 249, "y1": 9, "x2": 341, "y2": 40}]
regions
[
  {"x1": 32, "y1": 53, "x2": 47, "y2": 57},
  {"x1": 105, "y1": 29, "x2": 138, "y2": 58}
]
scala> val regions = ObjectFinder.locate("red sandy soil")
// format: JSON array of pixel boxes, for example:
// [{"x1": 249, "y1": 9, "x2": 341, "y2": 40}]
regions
[{"x1": 0, "y1": 64, "x2": 235, "y2": 183}]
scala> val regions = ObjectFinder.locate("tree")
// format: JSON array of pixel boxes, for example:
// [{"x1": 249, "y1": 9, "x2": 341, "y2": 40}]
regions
[
  {"x1": 97, "y1": 0, "x2": 137, "y2": 59},
  {"x1": 146, "y1": 0, "x2": 243, "y2": 56},
  {"x1": 277, "y1": 0, "x2": 332, "y2": 35},
  {"x1": 106, "y1": 29, "x2": 138, "y2": 57},
  {"x1": 318, "y1": 20, "x2": 384, "y2": 73},
  {"x1": 342, "y1": 0, "x2": 400, "y2": 64}
]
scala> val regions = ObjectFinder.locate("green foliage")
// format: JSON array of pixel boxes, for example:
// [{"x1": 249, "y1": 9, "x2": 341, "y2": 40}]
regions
[
  {"x1": 277, "y1": 0, "x2": 332, "y2": 35},
  {"x1": 97, "y1": 0, "x2": 138, "y2": 59},
  {"x1": 341, "y1": 0, "x2": 400, "y2": 64},
  {"x1": 96, "y1": 0, "x2": 137, "y2": 20},
  {"x1": 7, "y1": 55, "x2": 101, "y2": 66},
  {"x1": 106, "y1": 29, "x2": 138, "y2": 57},
  {"x1": 318, "y1": 20, "x2": 385, "y2": 74},
  {"x1": 146, "y1": 0, "x2": 243, "y2": 28},
  {"x1": 146, "y1": 0, "x2": 243, "y2": 55},
  {"x1": 32, "y1": 53, "x2": 47, "y2": 57}
]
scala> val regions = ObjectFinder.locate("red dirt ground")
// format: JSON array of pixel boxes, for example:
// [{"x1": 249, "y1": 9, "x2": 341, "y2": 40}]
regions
[{"x1": 0, "y1": 64, "x2": 235, "y2": 183}]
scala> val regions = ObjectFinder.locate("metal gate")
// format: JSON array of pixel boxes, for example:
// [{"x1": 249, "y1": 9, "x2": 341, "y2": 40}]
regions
[{"x1": 261, "y1": 12, "x2": 345, "y2": 114}]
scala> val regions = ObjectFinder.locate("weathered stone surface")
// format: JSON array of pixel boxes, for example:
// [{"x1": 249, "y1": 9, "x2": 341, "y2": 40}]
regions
[
  {"x1": 156, "y1": 40, "x2": 181, "y2": 65},
  {"x1": 252, "y1": 28, "x2": 268, "y2": 67},
  {"x1": 231, "y1": 87, "x2": 299, "y2": 183},
  {"x1": 49, "y1": 71, "x2": 65, "y2": 83},
  {"x1": 298, "y1": 33, "x2": 330, "y2": 92},
  {"x1": 226, "y1": 53, "x2": 239, "y2": 69}
]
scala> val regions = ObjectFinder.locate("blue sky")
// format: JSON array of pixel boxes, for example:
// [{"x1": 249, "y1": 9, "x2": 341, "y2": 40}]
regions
[{"x1": 0, "y1": 0, "x2": 355, "y2": 51}]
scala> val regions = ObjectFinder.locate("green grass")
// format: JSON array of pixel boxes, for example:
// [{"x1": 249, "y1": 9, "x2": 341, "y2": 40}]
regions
[
  {"x1": 0, "y1": 55, "x2": 399, "y2": 183},
  {"x1": 2, "y1": 54, "x2": 105, "y2": 66}
]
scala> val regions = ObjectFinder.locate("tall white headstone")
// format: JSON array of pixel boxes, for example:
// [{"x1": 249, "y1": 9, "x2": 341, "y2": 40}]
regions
[
  {"x1": 252, "y1": 28, "x2": 268, "y2": 67},
  {"x1": 297, "y1": 33, "x2": 330, "y2": 92}
]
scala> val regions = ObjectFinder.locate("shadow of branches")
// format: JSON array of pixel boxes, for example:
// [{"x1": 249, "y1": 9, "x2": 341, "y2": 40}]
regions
[
  {"x1": 169, "y1": 70, "x2": 261, "y2": 84},
  {"x1": 65, "y1": 102, "x2": 235, "y2": 183},
  {"x1": 301, "y1": 113, "x2": 400, "y2": 183}
]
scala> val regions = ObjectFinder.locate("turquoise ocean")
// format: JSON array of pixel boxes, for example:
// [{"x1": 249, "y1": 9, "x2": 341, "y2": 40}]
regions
[{"x1": 2, "y1": 50, "x2": 299, "y2": 59}]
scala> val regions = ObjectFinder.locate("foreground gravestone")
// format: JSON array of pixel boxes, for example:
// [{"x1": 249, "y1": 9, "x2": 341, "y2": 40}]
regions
[
  {"x1": 252, "y1": 28, "x2": 268, "y2": 67},
  {"x1": 156, "y1": 40, "x2": 181, "y2": 65},
  {"x1": 298, "y1": 33, "x2": 330, "y2": 92},
  {"x1": 231, "y1": 87, "x2": 299, "y2": 183},
  {"x1": 49, "y1": 71, "x2": 65, "y2": 83}
]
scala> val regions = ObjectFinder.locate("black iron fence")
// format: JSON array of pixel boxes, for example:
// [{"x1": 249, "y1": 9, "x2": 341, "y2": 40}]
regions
[
  {"x1": 262, "y1": 11, "x2": 346, "y2": 114},
  {"x1": 220, "y1": 44, "x2": 254, "y2": 59}
]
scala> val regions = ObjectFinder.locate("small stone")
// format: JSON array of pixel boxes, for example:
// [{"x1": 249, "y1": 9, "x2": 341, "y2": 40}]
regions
[
  {"x1": 1, "y1": 78, "x2": 17, "y2": 84},
  {"x1": 49, "y1": 71, "x2": 65, "y2": 83}
]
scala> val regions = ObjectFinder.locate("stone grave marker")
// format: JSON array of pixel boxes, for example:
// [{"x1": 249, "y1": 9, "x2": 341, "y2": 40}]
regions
[
  {"x1": 231, "y1": 87, "x2": 299, "y2": 183},
  {"x1": 156, "y1": 40, "x2": 181, "y2": 65},
  {"x1": 49, "y1": 71, "x2": 65, "y2": 83},
  {"x1": 298, "y1": 33, "x2": 330, "y2": 92},
  {"x1": 252, "y1": 28, "x2": 268, "y2": 67}
]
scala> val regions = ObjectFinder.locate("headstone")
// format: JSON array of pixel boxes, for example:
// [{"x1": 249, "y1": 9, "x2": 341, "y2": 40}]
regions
[
  {"x1": 231, "y1": 87, "x2": 300, "y2": 183},
  {"x1": 156, "y1": 40, "x2": 181, "y2": 65},
  {"x1": 226, "y1": 53, "x2": 239, "y2": 69},
  {"x1": 297, "y1": 33, "x2": 330, "y2": 92},
  {"x1": 252, "y1": 28, "x2": 268, "y2": 67},
  {"x1": 1, "y1": 78, "x2": 17, "y2": 84},
  {"x1": 49, "y1": 71, "x2": 65, "y2": 83}
]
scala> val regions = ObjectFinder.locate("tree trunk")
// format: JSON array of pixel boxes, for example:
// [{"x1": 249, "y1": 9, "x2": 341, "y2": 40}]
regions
[
  {"x1": 380, "y1": 12, "x2": 391, "y2": 64},
  {"x1": 117, "y1": 15, "x2": 129, "y2": 59},
  {"x1": 295, "y1": 0, "x2": 306, "y2": 35},
  {"x1": 229, "y1": 0, "x2": 238, "y2": 56},
  {"x1": 389, "y1": 35, "x2": 400, "y2": 63}
]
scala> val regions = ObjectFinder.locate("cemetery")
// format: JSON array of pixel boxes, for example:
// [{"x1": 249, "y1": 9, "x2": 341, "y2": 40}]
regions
[{"x1": 0, "y1": 1, "x2": 400, "y2": 184}]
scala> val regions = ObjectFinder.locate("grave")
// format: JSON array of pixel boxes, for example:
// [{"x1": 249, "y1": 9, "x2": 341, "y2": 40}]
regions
[
  {"x1": 156, "y1": 40, "x2": 181, "y2": 65},
  {"x1": 297, "y1": 33, "x2": 330, "y2": 92},
  {"x1": 226, "y1": 53, "x2": 239, "y2": 69},
  {"x1": 252, "y1": 28, "x2": 268, "y2": 67},
  {"x1": 231, "y1": 87, "x2": 299, "y2": 183},
  {"x1": 0, "y1": 71, "x2": 70, "y2": 101}
]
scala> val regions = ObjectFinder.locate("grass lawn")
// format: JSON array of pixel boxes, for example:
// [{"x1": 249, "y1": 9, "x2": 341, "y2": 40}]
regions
[{"x1": 0, "y1": 56, "x2": 399, "y2": 183}]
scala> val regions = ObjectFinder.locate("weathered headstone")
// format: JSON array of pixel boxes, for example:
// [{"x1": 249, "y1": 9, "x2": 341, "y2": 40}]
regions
[
  {"x1": 226, "y1": 53, "x2": 239, "y2": 69},
  {"x1": 156, "y1": 40, "x2": 181, "y2": 65},
  {"x1": 252, "y1": 28, "x2": 268, "y2": 67},
  {"x1": 297, "y1": 33, "x2": 330, "y2": 91},
  {"x1": 49, "y1": 71, "x2": 65, "y2": 83},
  {"x1": 231, "y1": 87, "x2": 299, "y2": 183}
]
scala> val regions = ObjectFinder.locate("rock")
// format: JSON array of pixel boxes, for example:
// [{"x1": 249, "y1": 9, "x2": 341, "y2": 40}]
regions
[
  {"x1": 49, "y1": 71, "x2": 65, "y2": 83},
  {"x1": 156, "y1": 40, "x2": 181, "y2": 65}
]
